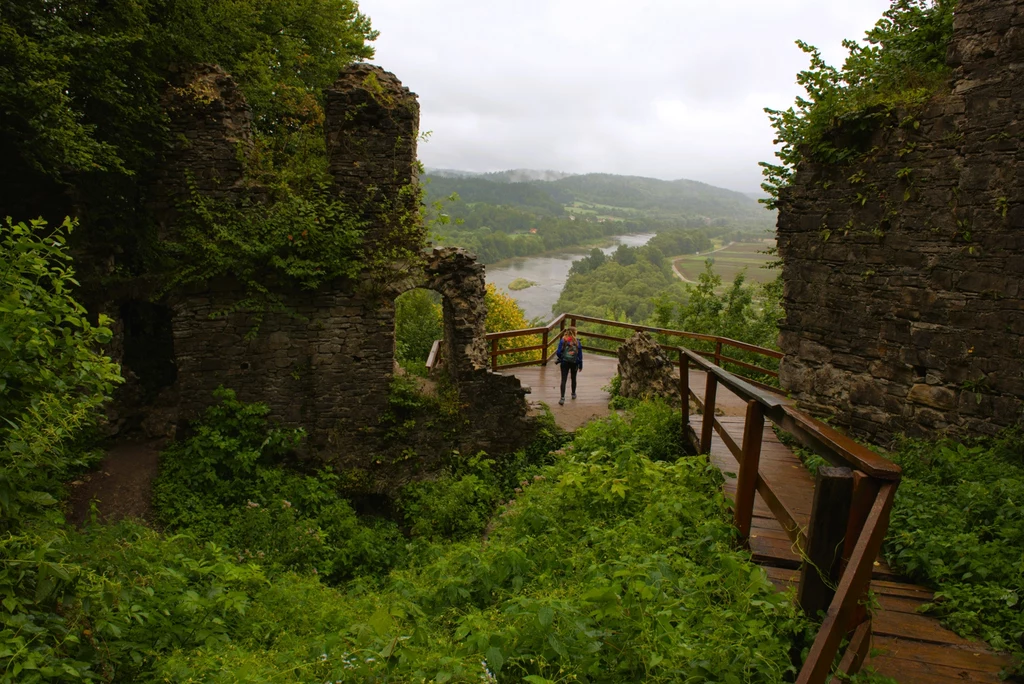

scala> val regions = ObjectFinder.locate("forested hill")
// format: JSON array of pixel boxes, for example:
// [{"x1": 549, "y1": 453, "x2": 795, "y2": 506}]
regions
[{"x1": 423, "y1": 169, "x2": 772, "y2": 224}]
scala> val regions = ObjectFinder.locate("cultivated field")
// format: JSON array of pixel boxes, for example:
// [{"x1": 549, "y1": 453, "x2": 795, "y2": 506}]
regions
[{"x1": 673, "y1": 240, "x2": 777, "y2": 287}]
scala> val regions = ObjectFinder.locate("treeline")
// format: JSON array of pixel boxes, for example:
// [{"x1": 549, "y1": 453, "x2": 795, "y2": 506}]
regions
[
  {"x1": 434, "y1": 209, "x2": 657, "y2": 263},
  {"x1": 555, "y1": 239, "x2": 782, "y2": 356},
  {"x1": 424, "y1": 172, "x2": 773, "y2": 224},
  {"x1": 431, "y1": 196, "x2": 759, "y2": 264}
]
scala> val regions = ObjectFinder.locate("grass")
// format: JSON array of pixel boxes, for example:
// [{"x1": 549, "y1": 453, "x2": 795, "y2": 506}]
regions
[
  {"x1": 508, "y1": 277, "x2": 537, "y2": 291},
  {"x1": 673, "y1": 240, "x2": 776, "y2": 288}
]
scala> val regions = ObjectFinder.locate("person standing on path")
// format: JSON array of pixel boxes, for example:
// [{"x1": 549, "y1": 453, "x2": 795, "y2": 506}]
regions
[{"x1": 555, "y1": 327, "x2": 583, "y2": 405}]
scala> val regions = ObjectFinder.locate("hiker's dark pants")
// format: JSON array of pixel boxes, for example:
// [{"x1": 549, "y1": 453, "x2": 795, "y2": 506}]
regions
[{"x1": 560, "y1": 362, "x2": 578, "y2": 397}]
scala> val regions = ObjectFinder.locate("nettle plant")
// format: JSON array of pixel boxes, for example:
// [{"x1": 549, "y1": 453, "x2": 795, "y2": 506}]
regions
[
  {"x1": 0, "y1": 217, "x2": 123, "y2": 529},
  {"x1": 760, "y1": 0, "x2": 956, "y2": 208}
]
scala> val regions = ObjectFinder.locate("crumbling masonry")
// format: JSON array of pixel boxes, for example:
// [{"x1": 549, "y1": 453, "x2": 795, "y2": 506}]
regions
[
  {"x1": 778, "y1": 0, "x2": 1024, "y2": 441},
  {"x1": 110, "y1": 63, "x2": 535, "y2": 464}
]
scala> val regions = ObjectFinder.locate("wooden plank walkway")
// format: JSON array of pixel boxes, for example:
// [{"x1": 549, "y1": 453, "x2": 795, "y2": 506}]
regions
[
  {"x1": 694, "y1": 415, "x2": 1015, "y2": 682},
  {"x1": 513, "y1": 354, "x2": 753, "y2": 432},
  {"x1": 509, "y1": 360, "x2": 1016, "y2": 682}
]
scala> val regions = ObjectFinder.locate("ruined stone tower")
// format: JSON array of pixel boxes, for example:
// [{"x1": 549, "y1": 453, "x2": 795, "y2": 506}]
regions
[{"x1": 777, "y1": 0, "x2": 1024, "y2": 441}]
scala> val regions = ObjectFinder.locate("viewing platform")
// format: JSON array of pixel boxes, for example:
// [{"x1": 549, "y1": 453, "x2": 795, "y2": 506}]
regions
[{"x1": 453, "y1": 313, "x2": 1017, "y2": 684}]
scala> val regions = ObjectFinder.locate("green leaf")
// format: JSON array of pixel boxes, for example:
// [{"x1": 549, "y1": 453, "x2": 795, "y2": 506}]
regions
[
  {"x1": 537, "y1": 605, "x2": 554, "y2": 627},
  {"x1": 485, "y1": 645, "x2": 504, "y2": 673},
  {"x1": 19, "y1": 491, "x2": 58, "y2": 506}
]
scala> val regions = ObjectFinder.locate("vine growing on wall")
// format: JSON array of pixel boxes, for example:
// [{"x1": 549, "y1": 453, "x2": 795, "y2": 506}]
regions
[
  {"x1": 162, "y1": 180, "x2": 367, "y2": 305},
  {"x1": 760, "y1": 0, "x2": 957, "y2": 208}
]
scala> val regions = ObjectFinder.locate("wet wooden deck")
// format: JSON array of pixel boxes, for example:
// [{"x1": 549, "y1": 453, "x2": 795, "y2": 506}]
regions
[
  {"x1": 510, "y1": 359, "x2": 1016, "y2": 682},
  {"x1": 697, "y1": 414, "x2": 1016, "y2": 683}
]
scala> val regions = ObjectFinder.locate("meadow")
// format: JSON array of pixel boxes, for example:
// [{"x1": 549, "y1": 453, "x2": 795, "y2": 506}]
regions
[{"x1": 672, "y1": 240, "x2": 776, "y2": 288}]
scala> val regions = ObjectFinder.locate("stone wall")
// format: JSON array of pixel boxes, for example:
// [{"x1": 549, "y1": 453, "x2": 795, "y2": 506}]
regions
[
  {"x1": 326, "y1": 64, "x2": 422, "y2": 251},
  {"x1": 172, "y1": 277, "x2": 394, "y2": 451},
  {"x1": 127, "y1": 62, "x2": 535, "y2": 466},
  {"x1": 150, "y1": 64, "x2": 254, "y2": 239},
  {"x1": 777, "y1": 0, "x2": 1024, "y2": 441}
]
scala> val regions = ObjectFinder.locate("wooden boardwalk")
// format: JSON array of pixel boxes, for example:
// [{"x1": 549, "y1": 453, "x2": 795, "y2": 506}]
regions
[
  {"x1": 510, "y1": 361, "x2": 1016, "y2": 682},
  {"x1": 513, "y1": 354, "x2": 753, "y2": 431},
  {"x1": 695, "y1": 414, "x2": 1015, "y2": 683}
]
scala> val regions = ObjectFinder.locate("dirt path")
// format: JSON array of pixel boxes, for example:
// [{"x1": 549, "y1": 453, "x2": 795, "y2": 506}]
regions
[{"x1": 66, "y1": 441, "x2": 162, "y2": 527}]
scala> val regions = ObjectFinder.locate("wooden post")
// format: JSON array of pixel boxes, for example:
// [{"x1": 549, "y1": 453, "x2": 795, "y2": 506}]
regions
[
  {"x1": 734, "y1": 400, "x2": 765, "y2": 542},
  {"x1": 843, "y1": 472, "x2": 880, "y2": 567},
  {"x1": 490, "y1": 337, "x2": 498, "y2": 371},
  {"x1": 680, "y1": 351, "x2": 689, "y2": 429},
  {"x1": 799, "y1": 467, "x2": 855, "y2": 619},
  {"x1": 837, "y1": 620, "x2": 872, "y2": 677},
  {"x1": 843, "y1": 472, "x2": 881, "y2": 628},
  {"x1": 541, "y1": 329, "x2": 549, "y2": 366},
  {"x1": 796, "y1": 483, "x2": 896, "y2": 684},
  {"x1": 714, "y1": 339, "x2": 723, "y2": 367},
  {"x1": 699, "y1": 372, "x2": 718, "y2": 454}
]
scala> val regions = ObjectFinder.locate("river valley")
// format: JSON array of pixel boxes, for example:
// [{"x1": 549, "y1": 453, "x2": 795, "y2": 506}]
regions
[{"x1": 485, "y1": 233, "x2": 655, "y2": 320}]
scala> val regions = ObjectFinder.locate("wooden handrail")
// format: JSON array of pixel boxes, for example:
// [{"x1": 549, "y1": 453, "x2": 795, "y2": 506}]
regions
[
  {"x1": 425, "y1": 310, "x2": 901, "y2": 683},
  {"x1": 474, "y1": 312, "x2": 783, "y2": 385},
  {"x1": 797, "y1": 483, "x2": 897, "y2": 684}
]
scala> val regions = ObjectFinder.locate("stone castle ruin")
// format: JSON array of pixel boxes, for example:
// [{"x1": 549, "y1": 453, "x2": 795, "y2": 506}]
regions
[
  {"x1": 778, "y1": 0, "x2": 1024, "y2": 442},
  {"x1": 104, "y1": 63, "x2": 535, "y2": 466}
]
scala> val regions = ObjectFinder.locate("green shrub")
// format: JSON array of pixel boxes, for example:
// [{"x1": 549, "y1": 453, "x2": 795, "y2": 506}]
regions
[
  {"x1": 761, "y1": 0, "x2": 956, "y2": 205},
  {"x1": 0, "y1": 218, "x2": 122, "y2": 529},
  {"x1": 0, "y1": 522, "x2": 266, "y2": 683},
  {"x1": 147, "y1": 403, "x2": 811, "y2": 683},
  {"x1": 572, "y1": 401, "x2": 685, "y2": 463},
  {"x1": 884, "y1": 431, "x2": 1024, "y2": 665},
  {"x1": 399, "y1": 454, "x2": 502, "y2": 541},
  {"x1": 153, "y1": 388, "x2": 406, "y2": 581}
]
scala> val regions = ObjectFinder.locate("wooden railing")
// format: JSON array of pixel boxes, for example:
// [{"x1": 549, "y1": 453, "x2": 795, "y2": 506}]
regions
[
  {"x1": 681, "y1": 349, "x2": 900, "y2": 684},
  {"x1": 431, "y1": 312, "x2": 783, "y2": 390},
  {"x1": 429, "y1": 314, "x2": 901, "y2": 683}
]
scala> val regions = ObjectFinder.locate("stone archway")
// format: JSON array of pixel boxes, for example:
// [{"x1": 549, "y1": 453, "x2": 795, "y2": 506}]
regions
[
  {"x1": 420, "y1": 247, "x2": 490, "y2": 381},
  {"x1": 389, "y1": 247, "x2": 537, "y2": 454}
]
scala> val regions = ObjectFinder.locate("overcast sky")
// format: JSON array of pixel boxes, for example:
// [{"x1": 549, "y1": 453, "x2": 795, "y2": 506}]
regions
[{"x1": 357, "y1": 0, "x2": 893, "y2": 194}]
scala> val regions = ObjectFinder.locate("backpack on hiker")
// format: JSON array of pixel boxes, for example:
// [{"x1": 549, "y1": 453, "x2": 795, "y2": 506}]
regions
[{"x1": 561, "y1": 339, "x2": 579, "y2": 364}]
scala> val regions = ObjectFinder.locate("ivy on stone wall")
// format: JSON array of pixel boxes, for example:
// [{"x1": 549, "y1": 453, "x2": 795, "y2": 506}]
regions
[
  {"x1": 162, "y1": 181, "x2": 366, "y2": 303},
  {"x1": 760, "y1": 0, "x2": 956, "y2": 208}
]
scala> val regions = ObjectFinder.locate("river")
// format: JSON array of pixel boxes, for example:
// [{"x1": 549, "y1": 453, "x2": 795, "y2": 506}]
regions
[{"x1": 486, "y1": 233, "x2": 655, "y2": 321}]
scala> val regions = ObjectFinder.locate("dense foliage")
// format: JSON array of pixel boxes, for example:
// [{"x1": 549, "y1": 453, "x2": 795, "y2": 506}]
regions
[
  {"x1": 761, "y1": 0, "x2": 957, "y2": 207},
  {"x1": 883, "y1": 431, "x2": 1024, "y2": 668},
  {"x1": 153, "y1": 388, "x2": 407, "y2": 581},
  {"x1": 1, "y1": 0, "x2": 374, "y2": 181},
  {"x1": 1, "y1": 0, "x2": 391, "y2": 293},
  {"x1": 142, "y1": 400, "x2": 810, "y2": 682},
  {"x1": 0, "y1": 218, "x2": 123, "y2": 529}
]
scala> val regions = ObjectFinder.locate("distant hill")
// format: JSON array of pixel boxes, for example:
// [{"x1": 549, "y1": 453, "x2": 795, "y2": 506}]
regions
[
  {"x1": 482, "y1": 169, "x2": 575, "y2": 183},
  {"x1": 549, "y1": 174, "x2": 766, "y2": 221},
  {"x1": 423, "y1": 169, "x2": 772, "y2": 224},
  {"x1": 423, "y1": 168, "x2": 483, "y2": 179},
  {"x1": 423, "y1": 175, "x2": 566, "y2": 215}
]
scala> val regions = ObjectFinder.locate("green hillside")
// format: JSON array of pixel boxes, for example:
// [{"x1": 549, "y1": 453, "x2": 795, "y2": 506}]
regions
[
  {"x1": 424, "y1": 170, "x2": 774, "y2": 226},
  {"x1": 549, "y1": 173, "x2": 768, "y2": 221}
]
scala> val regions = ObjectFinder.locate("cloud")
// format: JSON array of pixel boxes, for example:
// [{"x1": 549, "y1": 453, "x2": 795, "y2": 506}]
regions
[{"x1": 357, "y1": 0, "x2": 894, "y2": 192}]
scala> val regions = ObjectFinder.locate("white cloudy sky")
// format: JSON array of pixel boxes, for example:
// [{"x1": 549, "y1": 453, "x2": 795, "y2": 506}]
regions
[{"x1": 357, "y1": 0, "x2": 893, "y2": 193}]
